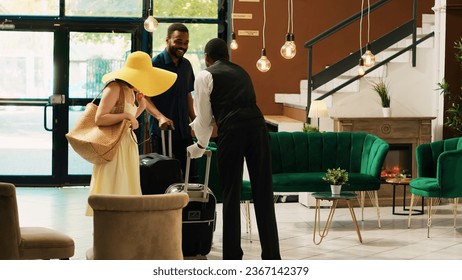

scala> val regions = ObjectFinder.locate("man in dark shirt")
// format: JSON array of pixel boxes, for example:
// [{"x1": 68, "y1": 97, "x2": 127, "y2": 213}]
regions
[{"x1": 145, "y1": 23, "x2": 196, "y2": 179}]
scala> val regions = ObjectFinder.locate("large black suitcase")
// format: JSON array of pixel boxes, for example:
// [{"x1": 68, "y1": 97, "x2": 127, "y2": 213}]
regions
[
  {"x1": 165, "y1": 150, "x2": 216, "y2": 257},
  {"x1": 140, "y1": 130, "x2": 182, "y2": 195}
]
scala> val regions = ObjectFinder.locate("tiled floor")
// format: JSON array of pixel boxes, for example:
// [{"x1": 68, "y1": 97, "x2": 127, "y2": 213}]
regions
[{"x1": 14, "y1": 186, "x2": 462, "y2": 260}]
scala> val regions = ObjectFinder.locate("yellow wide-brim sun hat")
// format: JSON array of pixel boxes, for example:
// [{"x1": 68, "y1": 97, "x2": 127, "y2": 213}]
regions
[{"x1": 102, "y1": 51, "x2": 177, "y2": 97}]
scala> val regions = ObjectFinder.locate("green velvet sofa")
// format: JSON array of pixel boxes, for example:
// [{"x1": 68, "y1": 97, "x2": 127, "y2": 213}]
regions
[
  {"x1": 243, "y1": 131, "x2": 389, "y2": 226},
  {"x1": 257, "y1": 131, "x2": 389, "y2": 193}
]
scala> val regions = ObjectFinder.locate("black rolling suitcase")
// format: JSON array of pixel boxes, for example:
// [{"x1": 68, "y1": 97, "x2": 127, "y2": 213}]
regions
[
  {"x1": 139, "y1": 129, "x2": 182, "y2": 195},
  {"x1": 165, "y1": 150, "x2": 216, "y2": 257}
]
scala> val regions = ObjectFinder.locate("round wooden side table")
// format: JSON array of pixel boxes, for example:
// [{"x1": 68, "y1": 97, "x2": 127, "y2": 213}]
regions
[{"x1": 385, "y1": 178, "x2": 424, "y2": 215}]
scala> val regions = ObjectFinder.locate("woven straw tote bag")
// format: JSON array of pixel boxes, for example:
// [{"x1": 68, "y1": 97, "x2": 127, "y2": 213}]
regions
[{"x1": 66, "y1": 84, "x2": 130, "y2": 164}]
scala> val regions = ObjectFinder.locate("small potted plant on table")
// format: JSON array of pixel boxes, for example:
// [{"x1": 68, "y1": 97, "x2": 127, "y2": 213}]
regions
[{"x1": 323, "y1": 167, "x2": 349, "y2": 195}]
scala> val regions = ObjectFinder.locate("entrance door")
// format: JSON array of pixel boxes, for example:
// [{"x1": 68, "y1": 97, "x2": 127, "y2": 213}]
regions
[{"x1": 0, "y1": 29, "x2": 133, "y2": 186}]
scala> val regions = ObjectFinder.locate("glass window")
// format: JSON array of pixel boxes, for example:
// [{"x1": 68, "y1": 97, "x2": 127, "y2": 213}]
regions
[
  {"x1": 0, "y1": 1, "x2": 59, "y2": 16},
  {"x1": 65, "y1": 0, "x2": 141, "y2": 17},
  {"x1": 0, "y1": 31, "x2": 53, "y2": 99},
  {"x1": 154, "y1": 0, "x2": 218, "y2": 19},
  {"x1": 152, "y1": 23, "x2": 218, "y2": 74},
  {"x1": 69, "y1": 32, "x2": 131, "y2": 99}
]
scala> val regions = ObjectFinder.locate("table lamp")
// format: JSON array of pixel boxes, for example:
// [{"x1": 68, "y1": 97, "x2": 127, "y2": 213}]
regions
[{"x1": 308, "y1": 100, "x2": 329, "y2": 128}]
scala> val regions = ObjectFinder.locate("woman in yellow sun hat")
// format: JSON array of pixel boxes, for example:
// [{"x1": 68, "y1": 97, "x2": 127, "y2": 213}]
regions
[{"x1": 85, "y1": 51, "x2": 177, "y2": 216}]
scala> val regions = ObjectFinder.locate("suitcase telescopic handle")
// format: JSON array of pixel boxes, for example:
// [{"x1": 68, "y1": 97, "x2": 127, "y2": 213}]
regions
[
  {"x1": 160, "y1": 128, "x2": 173, "y2": 158},
  {"x1": 184, "y1": 149, "x2": 212, "y2": 197}
]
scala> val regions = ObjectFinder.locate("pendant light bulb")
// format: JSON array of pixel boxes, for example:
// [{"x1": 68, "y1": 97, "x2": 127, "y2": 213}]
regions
[
  {"x1": 358, "y1": 58, "x2": 365, "y2": 76},
  {"x1": 362, "y1": 48, "x2": 375, "y2": 67},
  {"x1": 280, "y1": 33, "x2": 296, "y2": 59},
  {"x1": 144, "y1": 15, "x2": 158, "y2": 32},
  {"x1": 257, "y1": 48, "x2": 271, "y2": 72},
  {"x1": 230, "y1": 32, "x2": 238, "y2": 50},
  {"x1": 363, "y1": 51, "x2": 375, "y2": 67}
]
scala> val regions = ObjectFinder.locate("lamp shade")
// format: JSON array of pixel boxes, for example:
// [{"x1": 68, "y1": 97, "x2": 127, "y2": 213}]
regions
[{"x1": 308, "y1": 100, "x2": 329, "y2": 118}]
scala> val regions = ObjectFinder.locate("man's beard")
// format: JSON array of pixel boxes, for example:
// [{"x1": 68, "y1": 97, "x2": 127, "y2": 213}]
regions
[{"x1": 168, "y1": 46, "x2": 187, "y2": 59}]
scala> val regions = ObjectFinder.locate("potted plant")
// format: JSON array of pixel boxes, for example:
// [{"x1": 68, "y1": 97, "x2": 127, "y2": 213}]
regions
[
  {"x1": 437, "y1": 38, "x2": 462, "y2": 136},
  {"x1": 322, "y1": 167, "x2": 349, "y2": 195},
  {"x1": 371, "y1": 79, "x2": 391, "y2": 117},
  {"x1": 303, "y1": 123, "x2": 320, "y2": 132}
]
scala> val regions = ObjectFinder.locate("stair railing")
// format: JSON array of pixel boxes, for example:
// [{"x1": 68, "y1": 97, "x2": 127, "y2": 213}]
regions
[{"x1": 304, "y1": 0, "x2": 422, "y2": 123}]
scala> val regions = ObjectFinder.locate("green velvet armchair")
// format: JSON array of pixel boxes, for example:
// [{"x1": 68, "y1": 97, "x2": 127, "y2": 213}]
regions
[{"x1": 408, "y1": 137, "x2": 462, "y2": 237}]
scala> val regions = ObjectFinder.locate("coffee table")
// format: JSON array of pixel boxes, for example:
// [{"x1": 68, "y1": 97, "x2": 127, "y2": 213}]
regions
[
  {"x1": 312, "y1": 192, "x2": 362, "y2": 245},
  {"x1": 385, "y1": 178, "x2": 424, "y2": 215}
]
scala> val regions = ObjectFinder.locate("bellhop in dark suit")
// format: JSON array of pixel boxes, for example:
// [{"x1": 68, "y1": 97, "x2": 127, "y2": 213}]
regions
[{"x1": 188, "y1": 38, "x2": 281, "y2": 260}]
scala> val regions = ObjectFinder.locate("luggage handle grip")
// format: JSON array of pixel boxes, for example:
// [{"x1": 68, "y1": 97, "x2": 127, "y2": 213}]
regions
[
  {"x1": 160, "y1": 129, "x2": 173, "y2": 158},
  {"x1": 184, "y1": 149, "x2": 212, "y2": 198}
]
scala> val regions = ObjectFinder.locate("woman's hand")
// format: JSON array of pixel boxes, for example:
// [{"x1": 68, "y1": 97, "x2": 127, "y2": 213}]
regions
[{"x1": 128, "y1": 114, "x2": 139, "y2": 130}]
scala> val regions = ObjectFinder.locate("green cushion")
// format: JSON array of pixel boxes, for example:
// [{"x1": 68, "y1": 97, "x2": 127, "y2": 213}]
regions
[{"x1": 409, "y1": 177, "x2": 441, "y2": 197}]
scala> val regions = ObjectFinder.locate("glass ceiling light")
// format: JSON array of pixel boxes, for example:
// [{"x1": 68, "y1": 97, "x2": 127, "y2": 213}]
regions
[
  {"x1": 257, "y1": 0, "x2": 271, "y2": 72},
  {"x1": 144, "y1": 16, "x2": 158, "y2": 32},
  {"x1": 361, "y1": 0, "x2": 375, "y2": 67},
  {"x1": 280, "y1": 0, "x2": 296, "y2": 59},
  {"x1": 257, "y1": 48, "x2": 271, "y2": 72},
  {"x1": 363, "y1": 43, "x2": 375, "y2": 67},
  {"x1": 144, "y1": 2, "x2": 158, "y2": 33},
  {"x1": 230, "y1": 32, "x2": 238, "y2": 50},
  {"x1": 358, "y1": 58, "x2": 365, "y2": 76},
  {"x1": 230, "y1": 0, "x2": 238, "y2": 50}
]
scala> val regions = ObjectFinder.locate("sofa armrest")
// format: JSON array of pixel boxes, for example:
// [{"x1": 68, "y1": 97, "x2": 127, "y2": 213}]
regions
[
  {"x1": 437, "y1": 148, "x2": 462, "y2": 197},
  {"x1": 362, "y1": 139, "x2": 389, "y2": 178}
]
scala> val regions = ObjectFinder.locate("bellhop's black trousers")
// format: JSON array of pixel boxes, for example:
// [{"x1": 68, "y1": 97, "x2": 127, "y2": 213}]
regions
[{"x1": 216, "y1": 121, "x2": 281, "y2": 260}]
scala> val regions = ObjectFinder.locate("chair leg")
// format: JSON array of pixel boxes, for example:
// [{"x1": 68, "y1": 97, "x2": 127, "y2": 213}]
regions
[
  {"x1": 367, "y1": 190, "x2": 381, "y2": 228},
  {"x1": 453, "y1": 198, "x2": 458, "y2": 228},
  {"x1": 408, "y1": 194, "x2": 416, "y2": 228},
  {"x1": 427, "y1": 198, "x2": 433, "y2": 238},
  {"x1": 356, "y1": 191, "x2": 366, "y2": 221},
  {"x1": 241, "y1": 200, "x2": 252, "y2": 242},
  {"x1": 426, "y1": 198, "x2": 441, "y2": 238}
]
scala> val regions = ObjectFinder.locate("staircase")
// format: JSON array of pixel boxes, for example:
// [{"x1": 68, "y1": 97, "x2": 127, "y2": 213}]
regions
[{"x1": 273, "y1": 13, "x2": 436, "y2": 132}]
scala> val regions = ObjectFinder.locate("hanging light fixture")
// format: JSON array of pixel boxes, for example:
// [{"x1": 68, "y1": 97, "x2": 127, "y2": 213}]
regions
[
  {"x1": 361, "y1": 0, "x2": 375, "y2": 67},
  {"x1": 230, "y1": 32, "x2": 238, "y2": 50},
  {"x1": 257, "y1": 0, "x2": 271, "y2": 72},
  {"x1": 358, "y1": 0, "x2": 365, "y2": 75},
  {"x1": 280, "y1": 0, "x2": 296, "y2": 59},
  {"x1": 358, "y1": 58, "x2": 365, "y2": 76},
  {"x1": 144, "y1": 1, "x2": 158, "y2": 32},
  {"x1": 230, "y1": 0, "x2": 238, "y2": 50}
]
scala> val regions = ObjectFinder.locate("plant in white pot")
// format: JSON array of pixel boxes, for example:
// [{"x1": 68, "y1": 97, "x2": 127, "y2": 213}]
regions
[
  {"x1": 371, "y1": 79, "x2": 391, "y2": 117},
  {"x1": 322, "y1": 167, "x2": 349, "y2": 195}
]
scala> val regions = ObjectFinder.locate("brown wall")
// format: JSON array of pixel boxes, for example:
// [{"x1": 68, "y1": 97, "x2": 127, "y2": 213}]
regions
[
  {"x1": 443, "y1": 0, "x2": 462, "y2": 138},
  {"x1": 231, "y1": 0, "x2": 434, "y2": 116}
]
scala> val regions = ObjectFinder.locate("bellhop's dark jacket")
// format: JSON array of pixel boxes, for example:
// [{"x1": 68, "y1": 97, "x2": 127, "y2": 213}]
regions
[{"x1": 207, "y1": 60, "x2": 265, "y2": 133}]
